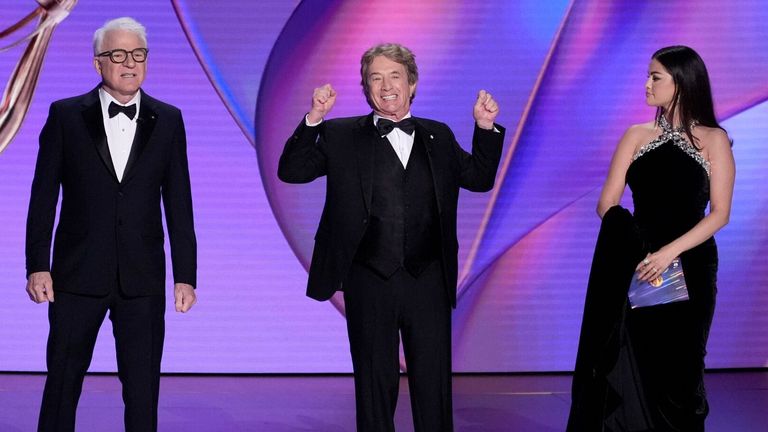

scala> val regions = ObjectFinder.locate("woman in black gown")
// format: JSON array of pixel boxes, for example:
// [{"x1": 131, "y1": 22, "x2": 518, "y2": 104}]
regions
[{"x1": 568, "y1": 46, "x2": 735, "y2": 431}]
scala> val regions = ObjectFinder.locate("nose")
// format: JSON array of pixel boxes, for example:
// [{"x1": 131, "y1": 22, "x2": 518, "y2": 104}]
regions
[{"x1": 644, "y1": 77, "x2": 652, "y2": 90}]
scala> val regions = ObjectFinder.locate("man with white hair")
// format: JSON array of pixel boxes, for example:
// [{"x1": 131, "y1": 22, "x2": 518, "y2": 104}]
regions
[{"x1": 25, "y1": 17, "x2": 197, "y2": 431}]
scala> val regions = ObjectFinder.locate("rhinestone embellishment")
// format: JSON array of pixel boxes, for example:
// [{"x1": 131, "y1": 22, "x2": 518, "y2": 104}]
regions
[{"x1": 631, "y1": 117, "x2": 710, "y2": 176}]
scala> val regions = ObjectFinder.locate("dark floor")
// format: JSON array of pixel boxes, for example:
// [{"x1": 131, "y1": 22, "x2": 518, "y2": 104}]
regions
[{"x1": 0, "y1": 371, "x2": 765, "y2": 431}]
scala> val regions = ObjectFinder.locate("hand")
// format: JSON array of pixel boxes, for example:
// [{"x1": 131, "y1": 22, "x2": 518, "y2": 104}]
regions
[
  {"x1": 473, "y1": 90, "x2": 499, "y2": 130},
  {"x1": 307, "y1": 84, "x2": 337, "y2": 124},
  {"x1": 635, "y1": 247, "x2": 677, "y2": 282},
  {"x1": 174, "y1": 283, "x2": 196, "y2": 313},
  {"x1": 26, "y1": 271, "x2": 54, "y2": 303}
]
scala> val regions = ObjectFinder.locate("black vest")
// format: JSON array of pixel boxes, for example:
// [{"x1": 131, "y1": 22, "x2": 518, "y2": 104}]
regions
[{"x1": 354, "y1": 133, "x2": 441, "y2": 278}]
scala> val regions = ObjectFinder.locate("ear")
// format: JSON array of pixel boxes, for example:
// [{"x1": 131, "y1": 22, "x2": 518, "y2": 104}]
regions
[
  {"x1": 409, "y1": 82, "x2": 417, "y2": 98},
  {"x1": 93, "y1": 57, "x2": 102, "y2": 75}
]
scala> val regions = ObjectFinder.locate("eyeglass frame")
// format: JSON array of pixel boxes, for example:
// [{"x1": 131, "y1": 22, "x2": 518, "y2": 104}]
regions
[{"x1": 96, "y1": 48, "x2": 149, "y2": 64}]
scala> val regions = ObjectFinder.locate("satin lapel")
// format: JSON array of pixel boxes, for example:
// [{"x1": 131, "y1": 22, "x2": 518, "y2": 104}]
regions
[
  {"x1": 415, "y1": 119, "x2": 443, "y2": 215},
  {"x1": 354, "y1": 114, "x2": 377, "y2": 214},
  {"x1": 121, "y1": 99, "x2": 157, "y2": 184},
  {"x1": 82, "y1": 93, "x2": 118, "y2": 182}
]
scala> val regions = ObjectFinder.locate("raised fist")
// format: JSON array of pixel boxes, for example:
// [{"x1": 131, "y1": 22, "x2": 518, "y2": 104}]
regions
[
  {"x1": 307, "y1": 84, "x2": 337, "y2": 124},
  {"x1": 473, "y1": 90, "x2": 499, "y2": 130}
]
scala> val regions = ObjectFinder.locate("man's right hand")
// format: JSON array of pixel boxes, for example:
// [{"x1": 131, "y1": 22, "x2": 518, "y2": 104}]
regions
[
  {"x1": 307, "y1": 84, "x2": 337, "y2": 124},
  {"x1": 26, "y1": 271, "x2": 54, "y2": 303}
]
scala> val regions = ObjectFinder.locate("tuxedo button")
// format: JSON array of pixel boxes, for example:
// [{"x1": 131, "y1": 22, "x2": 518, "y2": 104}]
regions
[
  {"x1": 362, "y1": 218, "x2": 368, "y2": 224},
  {"x1": 118, "y1": 191, "x2": 124, "y2": 198}
]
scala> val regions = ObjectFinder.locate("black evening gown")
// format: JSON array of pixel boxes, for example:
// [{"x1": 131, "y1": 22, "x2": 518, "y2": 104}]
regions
[{"x1": 568, "y1": 119, "x2": 718, "y2": 432}]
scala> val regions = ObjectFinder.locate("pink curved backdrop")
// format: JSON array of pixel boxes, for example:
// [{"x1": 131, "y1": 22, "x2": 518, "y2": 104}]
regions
[{"x1": 0, "y1": 0, "x2": 766, "y2": 372}]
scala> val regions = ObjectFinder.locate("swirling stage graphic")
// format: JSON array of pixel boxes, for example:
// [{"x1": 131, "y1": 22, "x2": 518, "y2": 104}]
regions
[
  {"x1": 173, "y1": 0, "x2": 768, "y2": 370},
  {"x1": 0, "y1": 0, "x2": 77, "y2": 154}
]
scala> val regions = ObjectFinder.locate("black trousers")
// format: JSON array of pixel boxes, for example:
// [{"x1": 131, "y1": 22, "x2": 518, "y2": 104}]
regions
[
  {"x1": 38, "y1": 289, "x2": 165, "y2": 432},
  {"x1": 343, "y1": 261, "x2": 453, "y2": 432}
]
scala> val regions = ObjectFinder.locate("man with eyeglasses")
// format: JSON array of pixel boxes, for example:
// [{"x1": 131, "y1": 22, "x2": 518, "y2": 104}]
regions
[{"x1": 25, "y1": 16, "x2": 197, "y2": 432}]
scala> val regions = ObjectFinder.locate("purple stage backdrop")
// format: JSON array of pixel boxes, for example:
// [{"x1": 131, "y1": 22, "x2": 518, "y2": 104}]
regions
[{"x1": 1, "y1": 0, "x2": 766, "y2": 373}]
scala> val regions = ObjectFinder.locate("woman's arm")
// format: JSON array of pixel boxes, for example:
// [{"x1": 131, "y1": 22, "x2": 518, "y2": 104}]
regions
[{"x1": 597, "y1": 125, "x2": 643, "y2": 218}]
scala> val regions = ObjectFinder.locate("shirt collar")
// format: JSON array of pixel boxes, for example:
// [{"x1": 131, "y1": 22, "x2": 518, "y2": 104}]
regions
[
  {"x1": 373, "y1": 111, "x2": 412, "y2": 126},
  {"x1": 99, "y1": 88, "x2": 141, "y2": 119}
]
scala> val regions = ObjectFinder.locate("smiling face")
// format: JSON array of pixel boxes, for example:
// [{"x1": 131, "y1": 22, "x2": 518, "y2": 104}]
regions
[
  {"x1": 645, "y1": 59, "x2": 676, "y2": 110},
  {"x1": 93, "y1": 29, "x2": 146, "y2": 104},
  {"x1": 366, "y1": 55, "x2": 416, "y2": 120}
]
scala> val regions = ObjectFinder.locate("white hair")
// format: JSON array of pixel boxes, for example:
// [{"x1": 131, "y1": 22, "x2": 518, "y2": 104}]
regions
[{"x1": 92, "y1": 17, "x2": 147, "y2": 54}]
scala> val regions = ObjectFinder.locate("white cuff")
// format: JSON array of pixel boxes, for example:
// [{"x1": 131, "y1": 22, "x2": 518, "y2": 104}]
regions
[{"x1": 305, "y1": 114, "x2": 323, "y2": 127}]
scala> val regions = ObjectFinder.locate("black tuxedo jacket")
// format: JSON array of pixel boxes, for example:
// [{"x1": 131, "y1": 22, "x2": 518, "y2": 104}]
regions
[
  {"x1": 26, "y1": 87, "x2": 196, "y2": 296},
  {"x1": 278, "y1": 114, "x2": 504, "y2": 307}
]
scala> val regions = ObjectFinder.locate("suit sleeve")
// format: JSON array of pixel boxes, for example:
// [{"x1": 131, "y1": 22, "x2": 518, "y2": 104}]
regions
[
  {"x1": 277, "y1": 117, "x2": 328, "y2": 183},
  {"x1": 25, "y1": 103, "x2": 64, "y2": 276},
  {"x1": 162, "y1": 111, "x2": 197, "y2": 287},
  {"x1": 455, "y1": 123, "x2": 506, "y2": 192}
]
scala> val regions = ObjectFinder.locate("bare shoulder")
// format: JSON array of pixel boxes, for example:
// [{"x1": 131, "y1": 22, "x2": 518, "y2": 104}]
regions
[
  {"x1": 626, "y1": 121, "x2": 657, "y2": 136},
  {"x1": 693, "y1": 125, "x2": 730, "y2": 147},
  {"x1": 693, "y1": 125, "x2": 731, "y2": 158},
  {"x1": 620, "y1": 121, "x2": 657, "y2": 152}
]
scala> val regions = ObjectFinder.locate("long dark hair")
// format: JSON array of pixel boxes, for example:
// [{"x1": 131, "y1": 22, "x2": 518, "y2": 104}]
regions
[{"x1": 652, "y1": 45, "x2": 726, "y2": 149}]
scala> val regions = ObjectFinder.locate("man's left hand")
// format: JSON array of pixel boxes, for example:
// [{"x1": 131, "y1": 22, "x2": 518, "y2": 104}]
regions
[
  {"x1": 174, "y1": 283, "x2": 196, "y2": 313},
  {"x1": 473, "y1": 90, "x2": 499, "y2": 130}
]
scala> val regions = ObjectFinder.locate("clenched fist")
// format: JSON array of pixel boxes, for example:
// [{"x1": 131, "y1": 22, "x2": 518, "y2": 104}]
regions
[
  {"x1": 308, "y1": 84, "x2": 337, "y2": 124},
  {"x1": 473, "y1": 90, "x2": 499, "y2": 130},
  {"x1": 26, "y1": 271, "x2": 54, "y2": 303}
]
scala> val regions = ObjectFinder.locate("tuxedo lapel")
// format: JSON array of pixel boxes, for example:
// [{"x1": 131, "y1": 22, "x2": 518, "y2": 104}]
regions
[
  {"x1": 414, "y1": 119, "x2": 443, "y2": 215},
  {"x1": 354, "y1": 114, "x2": 377, "y2": 214},
  {"x1": 122, "y1": 93, "x2": 158, "y2": 184},
  {"x1": 81, "y1": 89, "x2": 118, "y2": 182}
]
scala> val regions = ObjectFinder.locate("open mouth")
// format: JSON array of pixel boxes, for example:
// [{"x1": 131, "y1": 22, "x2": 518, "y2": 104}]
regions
[{"x1": 382, "y1": 95, "x2": 397, "y2": 101}]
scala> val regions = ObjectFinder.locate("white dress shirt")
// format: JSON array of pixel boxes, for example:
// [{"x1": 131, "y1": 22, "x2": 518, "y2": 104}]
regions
[
  {"x1": 99, "y1": 88, "x2": 140, "y2": 181},
  {"x1": 305, "y1": 112, "x2": 416, "y2": 168},
  {"x1": 373, "y1": 112, "x2": 414, "y2": 168}
]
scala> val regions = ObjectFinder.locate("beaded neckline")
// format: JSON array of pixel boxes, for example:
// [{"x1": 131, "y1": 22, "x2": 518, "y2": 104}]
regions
[{"x1": 631, "y1": 116, "x2": 710, "y2": 176}]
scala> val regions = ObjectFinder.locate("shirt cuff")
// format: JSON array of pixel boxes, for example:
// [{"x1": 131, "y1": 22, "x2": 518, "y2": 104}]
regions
[
  {"x1": 476, "y1": 122, "x2": 500, "y2": 133},
  {"x1": 305, "y1": 114, "x2": 323, "y2": 127}
]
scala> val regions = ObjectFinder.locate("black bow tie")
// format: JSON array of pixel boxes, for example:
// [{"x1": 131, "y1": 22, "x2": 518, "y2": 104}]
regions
[
  {"x1": 376, "y1": 118, "x2": 415, "y2": 136},
  {"x1": 108, "y1": 101, "x2": 137, "y2": 119}
]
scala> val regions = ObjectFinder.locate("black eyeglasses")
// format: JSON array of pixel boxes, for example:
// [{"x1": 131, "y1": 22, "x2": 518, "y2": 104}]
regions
[{"x1": 97, "y1": 48, "x2": 148, "y2": 64}]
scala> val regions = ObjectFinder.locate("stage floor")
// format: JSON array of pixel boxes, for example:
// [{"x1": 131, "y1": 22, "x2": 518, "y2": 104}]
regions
[{"x1": 0, "y1": 371, "x2": 765, "y2": 431}]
